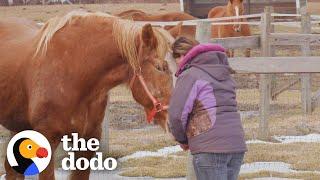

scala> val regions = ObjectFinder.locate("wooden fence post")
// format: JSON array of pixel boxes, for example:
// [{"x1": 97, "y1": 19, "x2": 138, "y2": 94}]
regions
[
  {"x1": 300, "y1": 7, "x2": 312, "y2": 115},
  {"x1": 195, "y1": 21, "x2": 212, "y2": 44},
  {"x1": 186, "y1": 20, "x2": 212, "y2": 180},
  {"x1": 259, "y1": 6, "x2": 274, "y2": 140},
  {"x1": 100, "y1": 95, "x2": 110, "y2": 154}
]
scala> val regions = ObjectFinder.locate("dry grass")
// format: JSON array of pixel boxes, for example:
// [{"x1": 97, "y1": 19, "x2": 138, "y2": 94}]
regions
[
  {"x1": 107, "y1": 127, "x2": 176, "y2": 159},
  {"x1": 120, "y1": 155, "x2": 187, "y2": 178},
  {"x1": 103, "y1": 112, "x2": 320, "y2": 178},
  {"x1": 237, "y1": 88, "x2": 320, "y2": 140},
  {"x1": 119, "y1": 142, "x2": 320, "y2": 178},
  {"x1": 0, "y1": 3, "x2": 179, "y2": 22},
  {"x1": 237, "y1": 89, "x2": 302, "y2": 111},
  {"x1": 245, "y1": 143, "x2": 320, "y2": 171},
  {"x1": 242, "y1": 108, "x2": 320, "y2": 140}
]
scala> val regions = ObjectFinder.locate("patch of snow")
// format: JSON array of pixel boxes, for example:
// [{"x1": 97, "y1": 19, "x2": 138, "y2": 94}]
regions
[
  {"x1": 246, "y1": 140, "x2": 273, "y2": 144},
  {"x1": 119, "y1": 145, "x2": 183, "y2": 162},
  {"x1": 274, "y1": 134, "x2": 320, "y2": 143},
  {"x1": 240, "y1": 162, "x2": 320, "y2": 175},
  {"x1": 240, "y1": 111, "x2": 259, "y2": 119},
  {"x1": 246, "y1": 133, "x2": 320, "y2": 144},
  {"x1": 0, "y1": 174, "x2": 5, "y2": 180},
  {"x1": 240, "y1": 162, "x2": 294, "y2": 174}
]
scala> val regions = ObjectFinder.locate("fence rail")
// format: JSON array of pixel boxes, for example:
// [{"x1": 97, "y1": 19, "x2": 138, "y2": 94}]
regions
[
  {"x1": 210, "y1": 35, "x2": 260, "y2": 49},
  {"x1": 229, "y1": 57, "x2": 320, "y2": 73}
]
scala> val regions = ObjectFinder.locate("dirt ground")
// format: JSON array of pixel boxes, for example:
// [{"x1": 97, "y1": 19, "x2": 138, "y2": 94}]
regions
[{"x1": 1, "y1": 3, "x2": 320, "y2": 179}]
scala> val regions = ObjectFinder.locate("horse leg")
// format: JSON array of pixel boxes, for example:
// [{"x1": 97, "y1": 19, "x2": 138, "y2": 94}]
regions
[
  {"x1": 241, "y1": 24, "x2": 251, "y2": 58},
  {"x1": 226, "y1": 49, "x2": 234, "y2": 57},
  {"x1": 231, "y1": 49, "x2": 235, "y2": 57},
  {"x1": 31, "y1": 112, "x2": 64, "y2": 180},
  {"x1": 35, "y1": 128, "x2": 60, "y2": 180},
  {"x1": 245, "y1": 48, "x2": 251, "y2": 57},
  {"x1": 70, "y1": 93, "x2": 107, "y2": 180},
  {"x1": 69, "y1": 127, "x2": 102, "y2": 180},
  {"x1": 226, "y1": 49, "x2": 231, "y2": 57}
]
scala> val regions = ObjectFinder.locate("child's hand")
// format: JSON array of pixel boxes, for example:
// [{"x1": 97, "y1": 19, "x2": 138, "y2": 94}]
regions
[{"x1": 179, "y1": 143, "x2": 189, "y2": 151}]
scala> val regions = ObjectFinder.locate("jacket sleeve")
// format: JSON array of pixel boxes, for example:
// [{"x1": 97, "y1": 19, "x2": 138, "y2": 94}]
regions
[{"x1": 169, "y1": 74, "x2": 198, "y2": 144}]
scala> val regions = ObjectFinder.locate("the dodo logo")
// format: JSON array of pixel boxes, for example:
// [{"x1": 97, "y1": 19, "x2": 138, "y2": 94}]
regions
[{"x1": 6, "y1": 130, "x2": 51, "y2": 176}]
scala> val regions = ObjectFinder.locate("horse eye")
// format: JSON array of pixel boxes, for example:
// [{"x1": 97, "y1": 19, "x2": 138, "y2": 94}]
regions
[
  {"x1": 156, "y1": 65, "x2": 163, "y2": 71},
  {"x1": 27, "y1": 145, "x2": 32, "y2": 150}
]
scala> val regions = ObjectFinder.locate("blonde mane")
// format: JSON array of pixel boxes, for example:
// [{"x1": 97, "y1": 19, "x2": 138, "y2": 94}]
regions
[
  {"x1": 35, "y1": 10, "x2": 174, "y2": 73},
  {"x1": 35, "y1": 10, "x2": 113, "y2": 56},
  {"x1": 113, "y1": 20, "x2": 173, "y2": 73}
]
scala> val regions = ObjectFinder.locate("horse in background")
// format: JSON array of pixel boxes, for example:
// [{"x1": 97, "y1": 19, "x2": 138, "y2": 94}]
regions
[
  {"x1": 0, "y1": 11, "x2": 178, "y2": 180},
  {"x1": 208, "y1": 0, "x2": 251, "y2": 57},
  {"x1": 115, "y1": 9, "x2": 148, "y2": 19},
  {"x1": 117, "y1": 9, "x2": 198, "y2": 38}
]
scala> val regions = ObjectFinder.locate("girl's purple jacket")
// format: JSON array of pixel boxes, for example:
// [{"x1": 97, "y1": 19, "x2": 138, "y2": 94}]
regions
[{"x1": 169, "y1": 44, "x2": 247, "y2": 154}]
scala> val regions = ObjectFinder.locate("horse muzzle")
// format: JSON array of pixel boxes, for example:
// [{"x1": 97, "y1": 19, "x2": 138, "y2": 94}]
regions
[{"x1": 233, "y1": 25, "x2": 241, "y2": 32}]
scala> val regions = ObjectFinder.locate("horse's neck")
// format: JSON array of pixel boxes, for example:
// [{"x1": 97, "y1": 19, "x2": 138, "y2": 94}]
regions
[
  {"x1": 69, "y1": 56, "x2": 131, "y2": 98},
  {"x1": 99, "y1": 64, "x2": 131, "y2": 92},
  {"x1": 142, "y1": 14, "x2": 164, "y2": 21},
  {"x1": 39, "y1": 25, "x2": 130, "y2": 93},
  {"x1": 226, "y1": 3, "x2": 234, "y2": 16}
]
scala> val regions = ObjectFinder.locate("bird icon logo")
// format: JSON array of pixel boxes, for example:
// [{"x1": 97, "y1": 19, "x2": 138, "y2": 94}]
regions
[{"x1": 7, "y1": 130, "x2": 51, "y2": 176}]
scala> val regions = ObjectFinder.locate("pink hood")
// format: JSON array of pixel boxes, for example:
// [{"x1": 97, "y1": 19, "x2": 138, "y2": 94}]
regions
[{"x1": 175, "y1": 43, "x2": 225, "y2": 77}]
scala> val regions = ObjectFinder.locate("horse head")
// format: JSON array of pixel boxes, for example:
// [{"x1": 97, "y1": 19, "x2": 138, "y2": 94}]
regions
[
  {"x1": 228, "y1": 0, "x2": 244, "y2": 32},
  {"x1": 114, "y1": 21, "x2": 180, "y2": 131}
]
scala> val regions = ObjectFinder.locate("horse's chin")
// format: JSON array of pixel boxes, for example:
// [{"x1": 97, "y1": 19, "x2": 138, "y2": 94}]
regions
[
  {"x1": 161, "y1": 121, "x2": 169, "y2": 133},
  {"x1": 154, "y1": 118, "x2": 169, "y2": 132},
  {"x1": 234, "y1": 27, "x2": 241, "y2": 32}
]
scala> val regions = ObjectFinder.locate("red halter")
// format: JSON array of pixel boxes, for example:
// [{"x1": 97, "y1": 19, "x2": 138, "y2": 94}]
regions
[
  {"x1": 130, "y1": 72, "x2": 169, "y2": 123},
  {"x1": 129, "y1": 38, "x2": 170, "y2": 123}
]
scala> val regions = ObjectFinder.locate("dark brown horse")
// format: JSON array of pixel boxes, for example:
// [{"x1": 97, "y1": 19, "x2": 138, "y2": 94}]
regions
[
  {"x1": 117, "y1": 9, "x2": 197, "y2": 38},
  {"x1": 208, "y1": 0, "x2": 251, "y2": 57},
  {"x1": 0, "y1": 11, "x2": 178, "y2": 180}
]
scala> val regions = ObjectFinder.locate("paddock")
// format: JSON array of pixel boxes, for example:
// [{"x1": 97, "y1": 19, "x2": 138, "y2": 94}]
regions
[{"x1": 0, "y1": 2, "x2": 320, "y2": 180}]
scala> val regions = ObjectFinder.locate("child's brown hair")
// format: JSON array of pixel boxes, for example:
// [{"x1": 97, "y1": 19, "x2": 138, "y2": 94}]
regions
[{"x1": 172, "y1": 36, "x2": 199, "y2": 59}]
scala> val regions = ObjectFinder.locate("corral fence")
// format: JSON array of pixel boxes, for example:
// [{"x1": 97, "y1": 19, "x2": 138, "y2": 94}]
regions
[{"x1": 100, "y1": 6, "x2": 320, "y2": 179}]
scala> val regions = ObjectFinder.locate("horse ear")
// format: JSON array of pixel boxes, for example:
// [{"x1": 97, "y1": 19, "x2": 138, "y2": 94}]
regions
[
  {"x1": 168, "y1": 22, "x2": 183, "y2": 38},
  {"x1": 141, "y1": 23, "x2": 158, "y2": 49}
]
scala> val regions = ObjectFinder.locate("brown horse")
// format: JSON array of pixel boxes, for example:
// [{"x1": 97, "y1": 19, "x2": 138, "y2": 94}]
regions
[
  {"x1": 115, "y1": 9, "x2": 148, "y2": 19},
  {"x1": 117, "y1": 9, "x2": 197, "y2": 38},
  {"x1": 208, "y1": 0, "x2": 251, "y2": 57},
  {"x1": 0, "y1": 11, "x2": 178, "y2": 180}
]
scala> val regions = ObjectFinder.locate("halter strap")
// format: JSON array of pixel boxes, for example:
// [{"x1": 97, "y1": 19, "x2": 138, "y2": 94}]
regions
[
  {"x1": 128, "y1": 36, "x2": 169, "y2": 123},
  {"x1": 130, "y1": 73, "x2": 169, "y2": 123}
]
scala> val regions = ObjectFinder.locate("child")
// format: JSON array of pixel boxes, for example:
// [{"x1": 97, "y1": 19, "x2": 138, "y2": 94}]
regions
[{"x1": 169, "y1": 36, "x2": 247, "y2": 180}]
